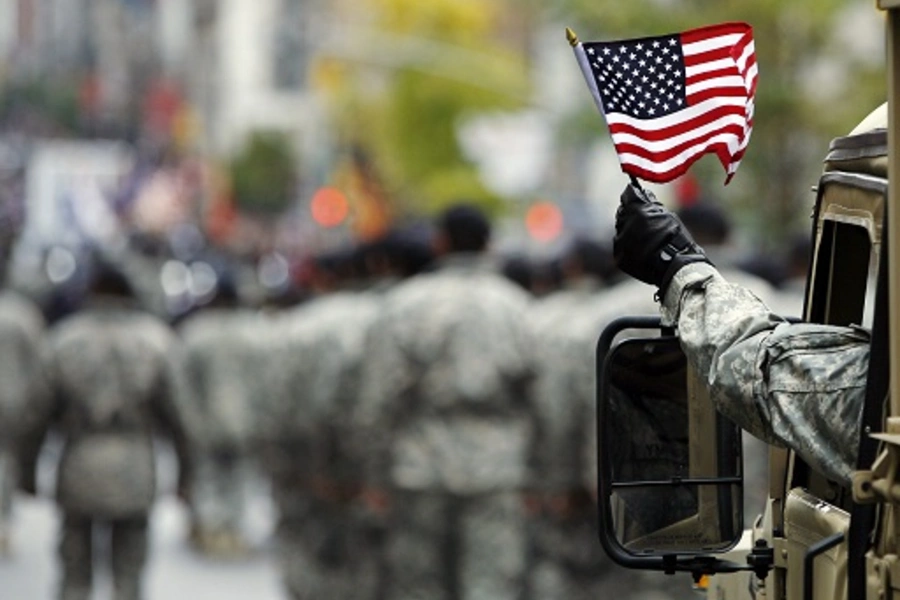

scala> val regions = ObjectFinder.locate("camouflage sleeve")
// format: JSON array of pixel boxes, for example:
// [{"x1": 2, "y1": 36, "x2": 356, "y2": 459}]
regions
[
  {"x1": 660, "y1": 263, "x2": 869, "y2": 486},
  {"x1": 353, "y1": 304, "x2": 414, "y2": 489},
  {"x1": 155, "y1": 336, "x2": 197, "y2": 496},
  {"x1": 17, "y1": 340, "x2": 61, "y2": 494}
]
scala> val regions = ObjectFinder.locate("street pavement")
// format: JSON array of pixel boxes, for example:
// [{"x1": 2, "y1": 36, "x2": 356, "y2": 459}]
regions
[
  {"x1": 0, "y1": 494, "x2": 287, "y2": 600},
  {"x1": 0, "y1": 443, "x2": 287, "y2": 600}
]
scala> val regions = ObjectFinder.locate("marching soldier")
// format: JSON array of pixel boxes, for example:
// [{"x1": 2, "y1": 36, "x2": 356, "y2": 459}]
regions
[
  {"x1": 172, "y1": 275, "x2": 264, "y2": 557},
  {"x1": 356, "y1": 204, "x2": 538, "y2": 600},
  {"x1": 20, "y1": 261, "x2": 190, "y2": 600}
]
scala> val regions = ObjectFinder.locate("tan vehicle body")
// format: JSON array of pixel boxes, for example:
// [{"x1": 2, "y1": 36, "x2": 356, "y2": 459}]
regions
[
  {"x1": 595, "y1": 5, "x2": 900, "y2": 600},
  {"x1": 710, "y1": 4, "x2": 900, "y2": 599}
]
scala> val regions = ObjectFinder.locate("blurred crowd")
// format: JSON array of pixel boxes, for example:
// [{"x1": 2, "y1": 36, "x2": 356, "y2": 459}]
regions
[{"x1": 0, "y1": 167, "x2": 810, "y2": 600}]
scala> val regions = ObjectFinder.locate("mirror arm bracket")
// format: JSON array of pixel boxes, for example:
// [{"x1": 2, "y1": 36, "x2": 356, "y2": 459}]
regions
[
  {"x1": 854, "y1": 418, "x2": 900, "y2": 504},
  {"x1": 659, "y1": 539, "x2": 774, "y2": 582},
  {"x1": 746, "y1": 538, "x2": 775, "y2": 581}
]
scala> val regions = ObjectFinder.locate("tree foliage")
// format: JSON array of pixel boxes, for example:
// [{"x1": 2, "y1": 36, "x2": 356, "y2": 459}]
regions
[
  {"x1": 316, "y1": 0, "x2": 533, "y2": 217},
  {"x1": 228, "y1": 131, "x2": 298, "y2": 216}
]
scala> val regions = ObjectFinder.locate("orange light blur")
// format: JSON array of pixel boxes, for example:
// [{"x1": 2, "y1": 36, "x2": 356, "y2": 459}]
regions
[
  {"x1": 310, "y1": 187, "x2": 350, "y2": 228},
  {"x1": 525, "y1": 201, "x2": 564, "y2": 242}
]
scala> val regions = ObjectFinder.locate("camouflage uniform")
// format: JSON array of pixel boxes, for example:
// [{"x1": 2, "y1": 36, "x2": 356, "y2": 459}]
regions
[
  {"x1": 260, "y1": 290, "x2": 385, "y2": 600},
  {"x1": 660, "y1": 262, "x2": 868, "y2": 486},
  {"x1": 582, "y1": 269, "x2": 779, "y2": 525},
  {"x1": 21, "y1": 297, "x2": 188, "y2": 600},
  {"x1": 527, "y1": 281, "x2": 610, "y2": 600},
  {"x1": 546, "y1": 279, "x2": 692, "y2": 600},
  {"x1": 173, "y1": 307, "x2": 269, "y2": 556},
  {"x1": 356, "y1": 254, "x2": 537, "y2": 600},
  {"x1": 0, "y1": 290, "x2": 45, "y2": 554}
]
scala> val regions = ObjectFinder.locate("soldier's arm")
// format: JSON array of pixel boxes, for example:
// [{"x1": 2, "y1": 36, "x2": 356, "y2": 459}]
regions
[
  {"x1": 661, "y1": 262, "x2": 869, "y2": 485},
  {"x1": 154, "y1": 337, "x2": 196, "y2": 500},
  {"x1": 17, "y1": 340, "x2": 61, "y2": 495},
  {"x1": 352, "y1": 307, "x2": 410, "y2": 495}
]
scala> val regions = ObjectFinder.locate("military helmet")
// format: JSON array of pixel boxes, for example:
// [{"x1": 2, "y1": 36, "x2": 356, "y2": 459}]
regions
[
  {"x1": 848, "y1": 102, "x2": 887, "y2": 135},
  {"x1": 823, "y1": 102, "x2": 888, "y2": 179}
]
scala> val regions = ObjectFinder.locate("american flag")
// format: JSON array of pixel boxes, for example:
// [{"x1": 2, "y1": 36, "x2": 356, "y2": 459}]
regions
[{"x1": 572, "y1": 22, "x2": 757, "y2": 184}]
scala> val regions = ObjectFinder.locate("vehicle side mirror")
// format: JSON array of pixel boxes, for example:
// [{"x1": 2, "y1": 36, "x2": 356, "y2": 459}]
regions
[{"x1": 595, "y1": 316, "x2": 745, "y2": 576}]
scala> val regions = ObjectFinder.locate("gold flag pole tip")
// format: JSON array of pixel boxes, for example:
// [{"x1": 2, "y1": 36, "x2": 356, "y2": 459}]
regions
[{"x1": 566, "y1": 28, "x2": 579, "y2": 47}]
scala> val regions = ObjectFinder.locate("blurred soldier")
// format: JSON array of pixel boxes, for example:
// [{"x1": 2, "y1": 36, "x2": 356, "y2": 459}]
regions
[
  {"x1": 674, "y1": 201, "x2": 780, "y2": 306},
  {"x1": 0, "y1": 160, "x2": 46, "y2": 556},
  {"x1": 19, "y1": 261, "x2": 189, "y2": 600},
  {"x1": 543, "y1": 245, "x2": 691, "y2": 598},
  {"x1": 173, "y1": 273, "x2": 262, "y2": 557},
  {"x1": 526, "y1": 237, "x2": 630, "y2": 600},
  {"x1": 355, "y1": 204, "x2": 538, "y2": 600},
  {"x1": 0, "y1": 290, "x2": 44, "y2": 556},
  {"x1": 262, "y1": 234, "x2": 429, "y2": 600}
]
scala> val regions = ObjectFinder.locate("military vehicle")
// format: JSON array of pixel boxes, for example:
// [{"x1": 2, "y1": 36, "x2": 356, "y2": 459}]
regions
[{"x1": 593, "y1": 3, "x2": 900, "y2": 599}]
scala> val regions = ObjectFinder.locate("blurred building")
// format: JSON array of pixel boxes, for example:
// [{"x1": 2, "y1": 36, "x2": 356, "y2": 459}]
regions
[
  {"x1": 182, "y1": 0, "x2": 328, "y2": 172},
  {"x1": 1, "y1": 0, "x2": 158, "y2": 135}
]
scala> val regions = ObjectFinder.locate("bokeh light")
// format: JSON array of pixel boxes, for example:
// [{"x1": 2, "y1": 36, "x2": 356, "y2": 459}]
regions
[
  {"x1": 525, "y1": 201, "x2": 563, "y2": 242},
  {"x1": 310, "y1": 187, "x2": 349, "y2": 228}
]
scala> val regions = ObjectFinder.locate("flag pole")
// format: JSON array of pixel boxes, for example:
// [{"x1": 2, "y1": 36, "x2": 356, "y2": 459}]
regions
[
  {"x1": 567, "y1": 28, "x2": 606, "y2": 119},
  {"x1": 567, "y1": 28, "x2": 645, "y2": 192}
]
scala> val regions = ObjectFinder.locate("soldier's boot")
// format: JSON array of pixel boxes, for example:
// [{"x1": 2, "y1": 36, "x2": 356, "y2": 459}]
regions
[
  {"x1": 112, "y1": 577, "x2": 142, "y2": 600},
  {"x1": 59, "y1": 515, "x2": 92, "y2": 600},
  {"x1": 111, "y1": 517, "x2": 149, "y2": 600},
  {"x1": 0, "y1": 524, "x2": 11, "y2": 558},
  {"x1": 60, "y1": 584, "x2": 91, "y2": 600},
  {"x1": 189, "y1": 525, "x2": 212, "y2": 554},
  {"x1": 222, "y1": 530, "x2": 250, "y2": 557},
  {"x1": 193, "y1": 527, "x2": 225, "y2": 557}
]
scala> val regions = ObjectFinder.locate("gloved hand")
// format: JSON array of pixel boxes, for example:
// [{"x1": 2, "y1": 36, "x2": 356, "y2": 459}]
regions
[{"x1": 613, "y1": 184, "x2": 711, "y2": 295}]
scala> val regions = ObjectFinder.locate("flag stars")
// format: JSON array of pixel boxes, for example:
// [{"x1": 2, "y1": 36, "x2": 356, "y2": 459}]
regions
[{"x1": 588, "y1": 34, "x2": 687, "y2": 119}]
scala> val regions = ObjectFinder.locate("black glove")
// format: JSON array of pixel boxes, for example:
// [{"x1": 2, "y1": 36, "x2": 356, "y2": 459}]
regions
[{"x1": 613, "y1": 184, "x2": 711, "y2": 295}]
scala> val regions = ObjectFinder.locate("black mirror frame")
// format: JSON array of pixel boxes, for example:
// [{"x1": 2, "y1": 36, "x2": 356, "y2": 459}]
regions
[{"x1": 595, "y1": 315, "x2": 749, "y2": 577}]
